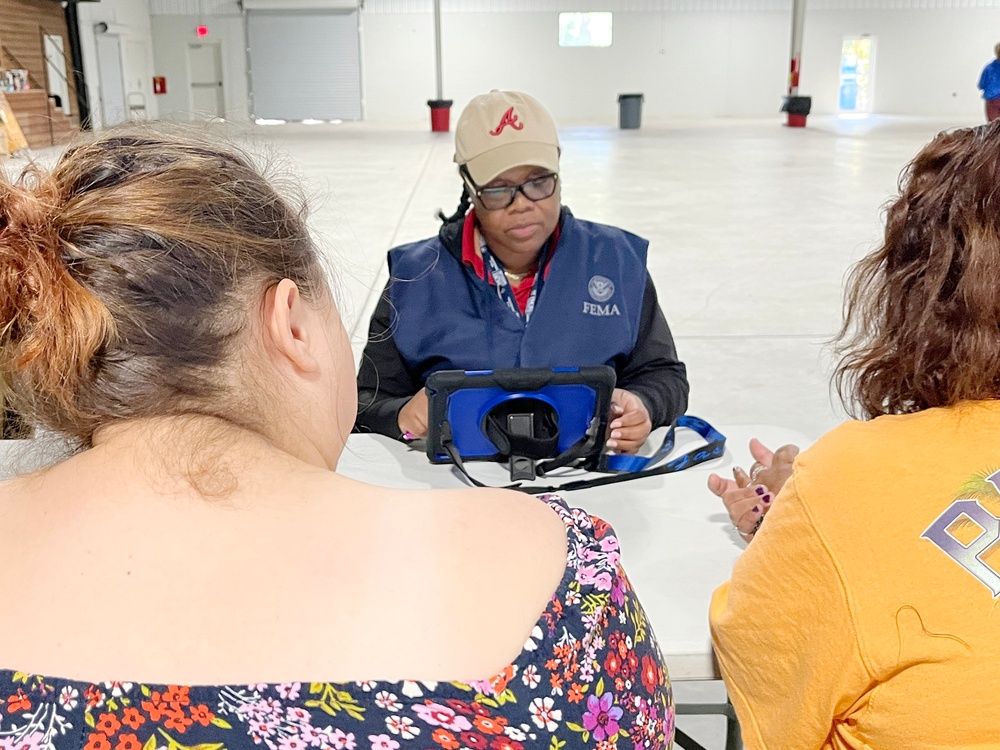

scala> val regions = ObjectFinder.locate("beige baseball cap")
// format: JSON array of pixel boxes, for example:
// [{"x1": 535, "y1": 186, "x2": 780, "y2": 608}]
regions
[{"x1": 454, "y1": 90, "x2": 560, "y2": 186}]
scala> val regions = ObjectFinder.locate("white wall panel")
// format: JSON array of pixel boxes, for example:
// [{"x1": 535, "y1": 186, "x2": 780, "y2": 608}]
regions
[
  {"x1": 147, "y1": 0, "x2": 1000, "y2": 121},
  {"x1": 801, "y1": 8, "x2": 1000, "y2": 114},
  {"x1": 362, "y1": 12, "x2": 437, "y2": 119},
  {"x1": 363, "y1": 10, "x2": 790, "y2": 120},
  {"x1": 242, "y1": 0, "x2": 358, "y2": 9},
  {"x1": 360, "y1": 4, "x2": 1000, "y2": 119},
  {"x1": 362, "y1": 0, "x2": 1000, "y2": 10},
  {"x1": 150, "y1": 13, "x2": 249, "y2": 120},
  {"x1": 149, "y1": 0, "x2": 242, "y2": 15},
  {"x1": 76, "y1": 0, "x2": 159, "y2": 128}
]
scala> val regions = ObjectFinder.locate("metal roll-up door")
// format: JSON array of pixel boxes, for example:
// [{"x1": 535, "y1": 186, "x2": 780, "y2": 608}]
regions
[{"x1": 247, "y1": 9, "x2": 362, "y2": 121}]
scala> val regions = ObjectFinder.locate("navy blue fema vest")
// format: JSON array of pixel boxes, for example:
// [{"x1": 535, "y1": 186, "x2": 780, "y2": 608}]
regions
[{"x1": 387, "y1": 213, "x2": 648, "y2": 382}]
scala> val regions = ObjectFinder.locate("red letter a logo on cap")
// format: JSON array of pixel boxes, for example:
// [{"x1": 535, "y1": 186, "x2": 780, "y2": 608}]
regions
[{"x1": 490, "y1": 107, "x2": 524, "y2": 136}]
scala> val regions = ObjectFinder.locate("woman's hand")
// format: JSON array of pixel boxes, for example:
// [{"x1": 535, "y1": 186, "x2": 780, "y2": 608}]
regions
[
  {"x1": 606, "y1": 388, "x2": 652, "y2": 454},
  {"x1": 708, "y1": 439, "x2": 800, "y2": 542},
  {"x1": 746, "y1": 439, "x2": 799, "y2": 496},
  {"x1": 397, "y1": 390, "x2": 429, "y2": 440}
]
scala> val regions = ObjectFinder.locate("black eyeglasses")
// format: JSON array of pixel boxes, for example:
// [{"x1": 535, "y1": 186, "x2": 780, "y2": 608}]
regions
[{"x1": 465, "y1": 171, "x2": 559, "y2": 211}]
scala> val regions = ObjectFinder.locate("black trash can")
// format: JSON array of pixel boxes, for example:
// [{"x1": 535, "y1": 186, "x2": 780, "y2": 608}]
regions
[{"x1": 618, "y1": 93, "x2": 644, "y2": 130}]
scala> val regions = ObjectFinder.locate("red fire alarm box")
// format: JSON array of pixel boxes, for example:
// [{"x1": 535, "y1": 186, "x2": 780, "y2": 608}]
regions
[{"x1": 153, "y1": 76, "x2": 166, "y2": 95}]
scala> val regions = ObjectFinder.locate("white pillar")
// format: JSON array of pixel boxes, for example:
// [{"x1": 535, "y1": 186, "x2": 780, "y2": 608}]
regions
[
  {"x1": 434, "y1": 0, "x2": 443, "y2": 100},
  {"x1": 788, "y1": 0, "x2": 806, "y2": 96}
]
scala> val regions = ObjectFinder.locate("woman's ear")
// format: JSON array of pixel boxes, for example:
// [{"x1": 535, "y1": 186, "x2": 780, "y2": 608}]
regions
[{"x1": 263, "y1": 279, "x2": 320, "y2": 374}]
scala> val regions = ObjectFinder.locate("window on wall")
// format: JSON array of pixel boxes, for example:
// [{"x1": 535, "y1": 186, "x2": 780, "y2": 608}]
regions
[{"x1": 558, "y1": 12, "x2": 613, "y2": 48}]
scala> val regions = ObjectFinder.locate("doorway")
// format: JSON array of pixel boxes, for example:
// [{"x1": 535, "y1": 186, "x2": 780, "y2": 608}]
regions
[
  {"x1": 187, "y1": 43, "x2": 225, "y2": 120},
  {"x1": 839, "y1": 36, "x2": 875, "y2": 114},
  {"x1": 43, "y1": 34, "x2": 71, "y2": 116},
  {"x1": 95, "y1": 32, "x2": 127, "y2": 127},
  {"x1": 246, "y1": 10, "x2": 362, "y2": 121}
]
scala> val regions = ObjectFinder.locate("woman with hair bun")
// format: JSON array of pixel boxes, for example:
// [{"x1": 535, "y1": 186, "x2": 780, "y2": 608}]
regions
[
  {"x1": 708, "y1": 122, "x2": 1000, "y2": 748},
  {"x1": 0, "y1": 130, "x2": 674, "y2": 749}
]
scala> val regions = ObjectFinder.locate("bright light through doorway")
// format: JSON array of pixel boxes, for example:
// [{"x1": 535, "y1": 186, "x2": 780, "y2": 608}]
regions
[{"x1": 839, "y1": 36, "x2": 875, "y2": 115}]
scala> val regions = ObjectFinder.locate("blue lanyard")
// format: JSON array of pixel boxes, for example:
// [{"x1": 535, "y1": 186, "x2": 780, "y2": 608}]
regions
[
  {"x1": 518, "y1": 416, "x2": 727, "y2": 494},
  {"x1": 598, "y1": 415, "x2": 726, "y2": 474},
  {"x1": 479, "y1": 235, "x2": 547, "y2": 323}
]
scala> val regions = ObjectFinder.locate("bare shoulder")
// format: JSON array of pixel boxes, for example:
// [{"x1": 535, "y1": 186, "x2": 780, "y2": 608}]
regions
[
  {"x1": 441, "y1": 488, "x2": 570, "y2": 634},
  {"x1": 405, "y1": 485, "x2": 570, "y2": 606},
  {"x1": 445, "y1": 487, "x2": 569, "y2": 559}
]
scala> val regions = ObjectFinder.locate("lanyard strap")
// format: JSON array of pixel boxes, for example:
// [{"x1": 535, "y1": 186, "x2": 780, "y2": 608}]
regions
[
  {"x1": 600, "y1": 415, "x2": 726, "y2": 473},
  {"x1": 439, "y1": 414, "x2": 726, "y2": 494},
  {"x1": 518, "y1": 416, "x2": 726, "y2": 494},
  {"x1": 480, "y1": 236, "x2": 546, "y2": 323}
]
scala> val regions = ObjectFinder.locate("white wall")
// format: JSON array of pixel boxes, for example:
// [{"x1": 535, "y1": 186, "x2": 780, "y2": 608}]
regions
[
  {"x1": 361, "y1": 13, "x2": 436, "y2": 120},
  {"x1": 803, "y1": 8, "x2": 1000, "y2": 115},
  {"x1": 150, "y1": 9, "x2": 249, "y2": 121},
  {"x1": 413, "y1": 11, "x2": 791, "y2": 120},
  {"x1": 361, "y1": 8, "x2": 791, "y2": 121},
  {"x1": 360, "y1": 0, "x2": 1000, "y2": 121},
  {"x1": 77, "y1": 0, "x2": 159, "y2": 128},
  {"x1": 145, "y1": 0, "x2": 1000, "y2": 123}
]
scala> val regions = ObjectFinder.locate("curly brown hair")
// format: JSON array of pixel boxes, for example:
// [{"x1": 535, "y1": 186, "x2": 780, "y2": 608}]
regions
[{"x1": 835, "y1": 121, "x2": 1000, "y2": 419}]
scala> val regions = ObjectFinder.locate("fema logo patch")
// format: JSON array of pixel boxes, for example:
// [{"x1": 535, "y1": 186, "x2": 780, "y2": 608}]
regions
[{"x1": 588, "y1": 275, "x2": 615, "y2": 302}]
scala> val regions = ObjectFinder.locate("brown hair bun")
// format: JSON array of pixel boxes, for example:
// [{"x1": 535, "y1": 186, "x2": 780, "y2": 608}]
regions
[
  {"x1": 0, "y1": 168, "x2": 116, "y2": 429},
  {"x1": 0, "y1": 127, "x2": 322, "y2": 447}
]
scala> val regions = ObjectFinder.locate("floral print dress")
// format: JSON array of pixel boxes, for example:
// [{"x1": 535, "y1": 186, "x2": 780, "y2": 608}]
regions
[{"x1": 0, "y1": 495, "x2": 673, "y2": 750}]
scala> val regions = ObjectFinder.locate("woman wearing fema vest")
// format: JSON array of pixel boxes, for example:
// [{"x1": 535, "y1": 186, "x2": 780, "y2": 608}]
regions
[{"x1": 355, "y1": 90, "x2": 688, "y2": 452}]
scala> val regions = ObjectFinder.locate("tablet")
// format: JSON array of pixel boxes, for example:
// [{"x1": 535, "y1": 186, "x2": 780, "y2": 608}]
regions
[{"x1": 425, "y1": 366, "x2": 616, "y2": 465}]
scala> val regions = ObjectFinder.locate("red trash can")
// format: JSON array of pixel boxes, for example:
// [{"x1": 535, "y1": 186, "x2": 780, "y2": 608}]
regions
[
  {"x1": 780, "y1": 95, "x2": 812, "y2": 128},
  {"x1": 428, "y1": 99, "x2": 453, "y2": 132}
]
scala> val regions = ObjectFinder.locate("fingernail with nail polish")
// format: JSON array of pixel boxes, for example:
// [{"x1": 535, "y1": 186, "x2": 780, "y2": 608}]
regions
[
  {"x1": 755, "y1": 486, "x2": 766, "y2": 496},
  {"x1": 763, "y1": 495, "x2": 772, "y2": 504},
  {"x1": 752, "y1": 505, "x2": 760, "y2": 514}
]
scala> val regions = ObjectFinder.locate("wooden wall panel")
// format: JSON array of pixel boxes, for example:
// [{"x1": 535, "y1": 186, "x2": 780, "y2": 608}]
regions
[
  {"x1": 0, "y1": 0, "x2": 79, "y2": 124},
  {"x1": 6, "y1": 91, "x2": 76, "y2": 148}
]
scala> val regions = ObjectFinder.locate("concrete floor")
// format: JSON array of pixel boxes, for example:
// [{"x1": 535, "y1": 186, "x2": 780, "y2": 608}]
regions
[{"x1": 2, "y1": 113, "x2": 985, "y2": 748}]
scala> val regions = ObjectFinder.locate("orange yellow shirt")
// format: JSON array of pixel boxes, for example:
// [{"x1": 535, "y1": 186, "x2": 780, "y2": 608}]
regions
[{"x1": 710, "y1": 400, "x2": 1000, "y2": 750}]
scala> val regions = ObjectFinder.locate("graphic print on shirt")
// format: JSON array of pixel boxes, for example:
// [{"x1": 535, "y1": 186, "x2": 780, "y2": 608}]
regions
[{"x1": 922, "y1": 468, "x2": 1000, "y2": 596}]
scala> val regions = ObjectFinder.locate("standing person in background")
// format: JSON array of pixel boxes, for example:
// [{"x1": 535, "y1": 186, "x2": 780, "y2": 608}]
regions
[
  {"x1": 0, "y1": 128, "x2": 674, "y2": 750},
  {"x1": 978, "y1": 43, "x2": 1000, "y2": 121},
  {"x1": 354, "y1": 90, "x2": 689, "y2": 454},
  {"x1": 708, "y1": 122, "x2": 1000, "y2": 749}
]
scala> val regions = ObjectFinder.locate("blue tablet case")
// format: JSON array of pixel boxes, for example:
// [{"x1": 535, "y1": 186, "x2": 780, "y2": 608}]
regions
[{"x1": 425, "y1": 366, "x2": 616, "y2": 465}]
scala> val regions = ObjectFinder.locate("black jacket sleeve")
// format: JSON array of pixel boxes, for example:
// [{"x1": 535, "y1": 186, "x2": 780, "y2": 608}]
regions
[
  {"x1": 616, "y1": 273, "x2": 689, "y2": 429},
  {"x1": 353, "y1": 281, "x2": 423, "y2": 438}
]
